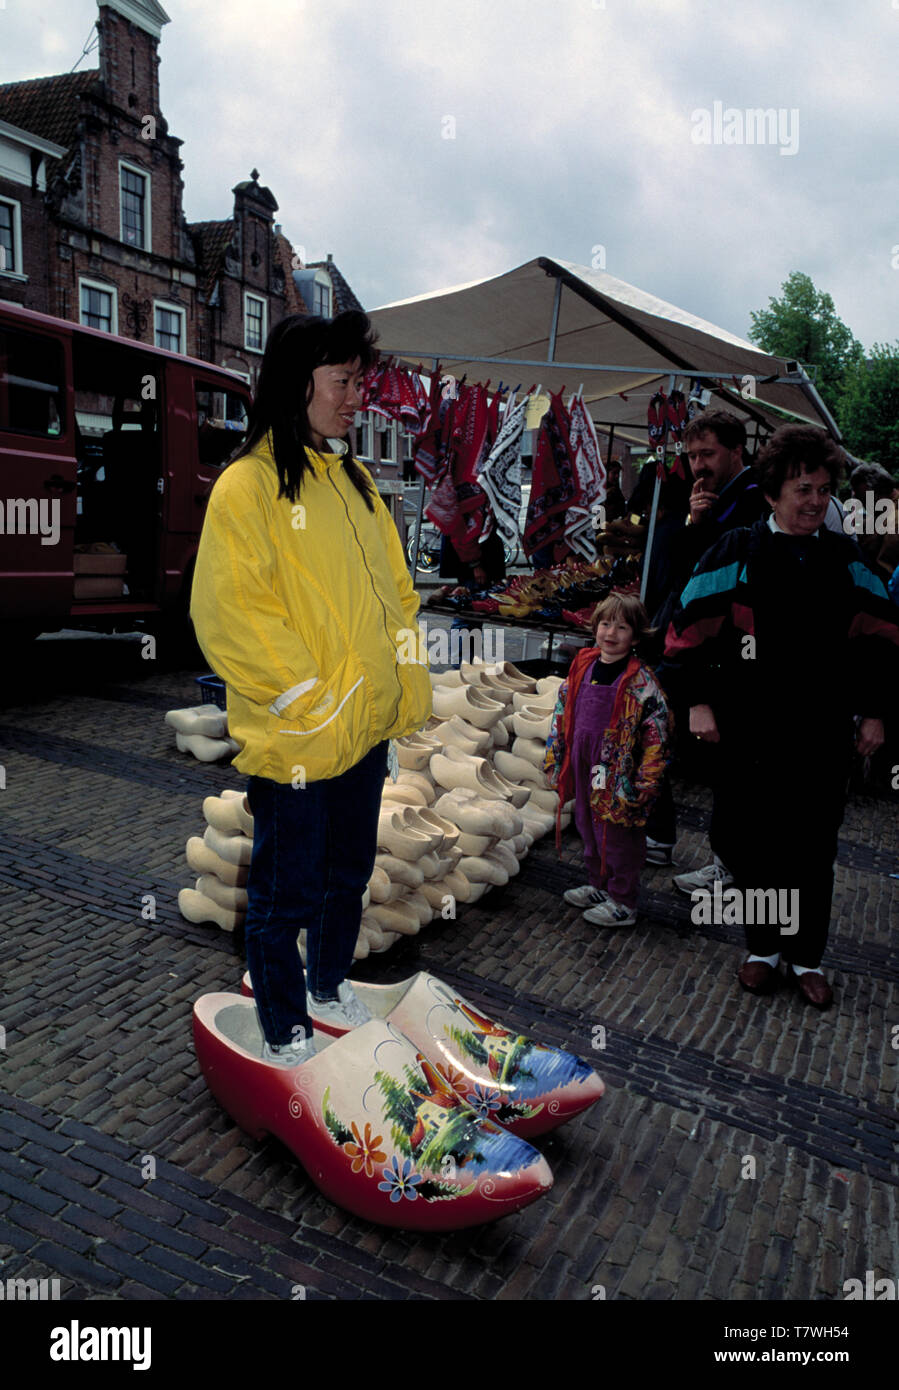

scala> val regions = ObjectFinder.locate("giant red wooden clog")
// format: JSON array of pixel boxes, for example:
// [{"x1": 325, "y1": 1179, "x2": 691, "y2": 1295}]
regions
[
  {"x1": 239, "y1": 971, "x2": 604, "y2": 1138},
  {"x1": 193, "y1": 993, "x2": 553, "y2": 1230}
]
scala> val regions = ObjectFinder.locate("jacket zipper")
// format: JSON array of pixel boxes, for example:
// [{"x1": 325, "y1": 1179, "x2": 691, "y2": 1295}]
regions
[{"x1": 325, "y1": 470, "x2": 404, "y2": 730}]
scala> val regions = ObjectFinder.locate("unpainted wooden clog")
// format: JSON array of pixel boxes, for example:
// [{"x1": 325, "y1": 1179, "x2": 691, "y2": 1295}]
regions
[
  {"x1": 166, "y1": 705, "x2": 228, "y2": 738},
  {"x1": 458, "y1": 854, "x2": 508, "y2": 887},
  {"x1": 179, "y1": 886, "x2": 243, "y2": 932},
  {"x1": 426, "y1": 713, "x2": 491, "y2": 753},
  {"x1": 196, "y1": 874, "x2": 248, "y2": 912},
  {"x1": 431, "y1": 684, "x2": 506, "y2": 730},
  {"x1": 377, "y1": 808, "x2": 434, "y2": 861},
  {"x1": 203, "y1": 792, "x2": 254, "y2": 836},
  {"x1": 366, "y1": 901, "x2": 422, "y2": 936},
  {"x1": 375, "y1": 854, "x2": 425, "y2": 889},
  {"x1": 381, "y1": 782, "x2": 429, "y2": 808},
  {"x1": 175, "y1": 731, "x2": 240, "y2": 763},
  {"x1": 186, "y1": 836, "x2": 248, "y2": 888},
  {"x1": 203, "y1": 823, "x2": 253, "y2": 867},
  {"x1": 511, "y1": 689, "x2": 557, "y2": 712},
  {"x1": 395, "y1": 732, "x2": 442, "y2": 771},
  {"x1": 493, "y1": 750, "x2": 547, "y2": 790},
  {"x1": 512, "y1": 708, "x2": 553, "y2": 741}
]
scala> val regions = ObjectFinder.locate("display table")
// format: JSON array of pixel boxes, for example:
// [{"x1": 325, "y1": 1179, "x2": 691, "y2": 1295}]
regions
[{"x1": 420, "y1": 600, "x2": 590, "y2": 665}]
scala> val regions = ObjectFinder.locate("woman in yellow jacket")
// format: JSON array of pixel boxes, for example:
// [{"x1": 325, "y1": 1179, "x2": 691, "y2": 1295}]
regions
[{"x1": 191, "y1": 311, "x2": 431, "y2": 1064}]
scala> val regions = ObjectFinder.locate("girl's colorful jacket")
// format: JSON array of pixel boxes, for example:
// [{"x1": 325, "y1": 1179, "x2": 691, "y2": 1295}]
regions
[{"x1": 543, "y1": 648, "x2": 672, "y2": 837}]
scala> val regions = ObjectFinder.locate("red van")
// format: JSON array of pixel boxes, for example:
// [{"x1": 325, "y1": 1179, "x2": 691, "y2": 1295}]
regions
[{"x1": 0, "y1": 302, "x2": 250, "y2": 642}]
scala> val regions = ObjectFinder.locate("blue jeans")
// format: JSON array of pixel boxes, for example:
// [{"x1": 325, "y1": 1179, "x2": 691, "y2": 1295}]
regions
[{"x1": 244, "y1": 741, "x2": 388, "y2": 1046}]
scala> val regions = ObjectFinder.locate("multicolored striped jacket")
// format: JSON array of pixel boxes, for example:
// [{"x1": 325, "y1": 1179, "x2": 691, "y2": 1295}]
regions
[
  {"x1": 543, "y1": 648, "x2": 672, "y2": 831},
  {"x1": 663, "y1": 519, "x2": 899, "y2": 728}
]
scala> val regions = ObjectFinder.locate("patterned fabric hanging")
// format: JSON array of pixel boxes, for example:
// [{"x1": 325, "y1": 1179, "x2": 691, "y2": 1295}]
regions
[
  {"x1": 523, "y1": 391, "x2": 579, "y2": 561},
  {"x1": 564, "y1": 395, "x2": 605, "y2": 557},
  {"x1": 477, "y1": 396, "x2": 528, "y2": 551},
  {"x1": 362, "y1": 362, "x2": 430, "y2": 434}
]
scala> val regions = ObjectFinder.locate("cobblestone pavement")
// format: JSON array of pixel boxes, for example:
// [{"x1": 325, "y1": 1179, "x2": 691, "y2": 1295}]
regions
[{"x1": 0, "y1": 631, "x2": 897, "y2": 1303}]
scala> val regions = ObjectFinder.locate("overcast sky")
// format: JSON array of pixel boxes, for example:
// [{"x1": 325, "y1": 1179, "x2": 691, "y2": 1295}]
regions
[{"x1": 4, "y1": 0, "x2": 898, "y2": 353}]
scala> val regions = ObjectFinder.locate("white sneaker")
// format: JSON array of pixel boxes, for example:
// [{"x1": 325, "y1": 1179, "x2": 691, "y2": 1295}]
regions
[
  {"x1": 261, "y1": 1029, "x2": 316, "y2": 1067},
  {"x1": 672, "y1": 855, "x2": 733, "y2": 896},
  {"x1": 308, "y1": 980, "x2": 372, "y2": 1031},
  {"x1": 563, "y1": 884, "x2": 610, "y2": 908},
  {"x1": 645, "y1": 837, "x2": 674, "y2": 866},
  {"x1": 583, "y1": 899, "x2": 637, "y2": 926}
]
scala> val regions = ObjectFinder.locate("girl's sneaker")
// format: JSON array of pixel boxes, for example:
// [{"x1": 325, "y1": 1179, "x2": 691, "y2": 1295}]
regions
[
  {"x1": 582, "y1": 899, "x2": 637, "y2": 926},
  {"x1": 563, "y1": 884, "x2": 610, "y2": 908}
]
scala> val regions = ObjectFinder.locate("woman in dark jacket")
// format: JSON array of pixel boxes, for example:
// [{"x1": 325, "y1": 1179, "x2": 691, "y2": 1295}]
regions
[{"x1": 665, "y1": 425, "x2": 899, "y2": 1009}]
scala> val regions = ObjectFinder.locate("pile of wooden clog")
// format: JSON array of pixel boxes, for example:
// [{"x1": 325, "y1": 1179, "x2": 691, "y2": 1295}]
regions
[
  {"x1": 165, "y1": 705, "x2": 239, "y2": 762},
  {"x1": 176, "y1": 660, "x2": 573, "y2": 956}
]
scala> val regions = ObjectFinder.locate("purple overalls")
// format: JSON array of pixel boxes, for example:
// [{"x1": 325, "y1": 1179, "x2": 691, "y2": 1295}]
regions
[{"x1": 571, "y1": 673, "x2": 645, "y2": 908}]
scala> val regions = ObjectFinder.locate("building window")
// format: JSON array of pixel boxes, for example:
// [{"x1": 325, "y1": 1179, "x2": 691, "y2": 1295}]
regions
[
  {"x1": 154, "y1": 302, "x2": 186, "y2": 353},
  {"x1": 313, "y1": 279, "x2": 331, "y2": 317},
  {"x1": 355, "y1": 410, "x2": 373, "y2": 459},
  {"x1": 379, "y1": 417, "x2": 397, "y2": 463},
  {"x1": 119, "y1": 162, "x2": 150, "y2": 250},
  {"x1": 244, "y1": 293, "x2": 266, "y2": 352},
  {"x1": 79, "y1": 279, "x2": 117, "y2": 334},
  {"x1": 0, "y1": 198, "x2": 23, "y2": 276}
]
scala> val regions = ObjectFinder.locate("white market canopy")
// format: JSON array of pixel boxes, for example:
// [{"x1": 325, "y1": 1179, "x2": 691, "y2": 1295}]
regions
[{"x1": 370, "y1": 256, "x2": 840, "y2": 447}]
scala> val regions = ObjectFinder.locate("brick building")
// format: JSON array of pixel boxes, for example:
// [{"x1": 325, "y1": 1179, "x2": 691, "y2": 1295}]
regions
[{"x1": 0, "y1": 0, "x2": 365, "y2": 393}]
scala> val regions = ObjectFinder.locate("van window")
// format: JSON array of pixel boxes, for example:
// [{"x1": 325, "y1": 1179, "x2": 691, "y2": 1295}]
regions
[
  {"x1": 195, "y1": 383, "x2": 248, "y2": 468},
  {"x1": 0, "y1": 327, "x2": 64, "y2": 437}
]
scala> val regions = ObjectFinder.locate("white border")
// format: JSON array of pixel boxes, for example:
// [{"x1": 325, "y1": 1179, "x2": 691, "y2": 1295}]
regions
[
  {"x1": 0, "y1": 195, "x2": 23, "y2": 277},
  {"x1": 79, "y1": 276, "x2": 119, "y2": 334},
  {"x1": 153, "y1": 299, "x2": 186, "y2": 353},
  {"x1": 243, "y1": 291, "x2": 267, "y2": 354},
  {"x1": 118, "y1": 159, "x2": 152, "y2": 252}
]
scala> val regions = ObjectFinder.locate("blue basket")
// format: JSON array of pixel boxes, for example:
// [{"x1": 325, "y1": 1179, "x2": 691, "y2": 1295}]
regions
[{"x1": 195, "y1": 674, "x2": 226, "y2": 710}]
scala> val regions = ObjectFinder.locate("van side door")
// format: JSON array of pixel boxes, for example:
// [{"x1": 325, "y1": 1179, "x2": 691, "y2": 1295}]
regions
[{"x1": 0, "y1": 322, "x2": 75, "y2": 626}]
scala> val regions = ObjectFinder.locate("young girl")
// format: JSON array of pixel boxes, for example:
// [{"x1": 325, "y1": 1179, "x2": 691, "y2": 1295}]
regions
[{"x1": 544, "y1": 593, "x2": 671, "y2": 926}]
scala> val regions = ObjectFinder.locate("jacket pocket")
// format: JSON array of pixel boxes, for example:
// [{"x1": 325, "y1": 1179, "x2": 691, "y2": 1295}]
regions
[{"x1": 272, "y1": 652, "x2": 370, "y2": 781}]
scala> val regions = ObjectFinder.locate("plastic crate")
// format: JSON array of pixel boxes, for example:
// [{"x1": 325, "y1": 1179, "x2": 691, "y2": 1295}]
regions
[{"x1": 195, "y1": 674, "x2": 226, "y2": 710}]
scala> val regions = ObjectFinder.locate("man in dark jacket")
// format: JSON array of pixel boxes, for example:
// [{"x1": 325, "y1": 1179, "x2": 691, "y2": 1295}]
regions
[{"x1": 646, "y1": 410, "x2": 769, "y2": 872}]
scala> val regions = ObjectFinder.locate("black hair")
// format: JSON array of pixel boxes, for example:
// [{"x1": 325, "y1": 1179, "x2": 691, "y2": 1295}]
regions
[
  {"x1": 758, "y1": 424, "x2": 844, "y2": 499},
  {"x1": 232, "y1": 310, "x2": 379, "y2": 510}
]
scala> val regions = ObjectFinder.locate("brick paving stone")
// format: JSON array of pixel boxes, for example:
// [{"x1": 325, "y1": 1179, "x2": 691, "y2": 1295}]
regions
[{"x1": 2, "y1": 642, "x2": 898, "y2": 1302}]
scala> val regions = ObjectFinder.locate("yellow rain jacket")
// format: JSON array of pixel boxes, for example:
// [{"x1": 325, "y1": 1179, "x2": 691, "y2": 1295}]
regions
[{"x1": 190, "y1": 438, "x2": 431, "y2": 784}]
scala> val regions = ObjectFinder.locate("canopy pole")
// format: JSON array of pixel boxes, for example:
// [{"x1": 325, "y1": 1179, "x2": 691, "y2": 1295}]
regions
[
  {"x1": 639, "y1": 373, "x2": 676, "y2": 607},
  {"x1": 547, "y1": 276, "x2": 563, "y2": 361}
]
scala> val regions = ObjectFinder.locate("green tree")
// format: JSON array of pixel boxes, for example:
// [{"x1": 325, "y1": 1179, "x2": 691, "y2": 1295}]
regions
[
  {"x1": 837, "y1": 343, "x2": 899, "y2": 475},
  {"x1": 748, "y1": 271, "x2": 864, "y2": 411}
]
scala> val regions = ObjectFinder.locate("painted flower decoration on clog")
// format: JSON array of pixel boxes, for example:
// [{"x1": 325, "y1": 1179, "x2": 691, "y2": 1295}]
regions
[
  {"x1": 436, "y1": 1062, "x2": 471, "y2": 1099},
  {"x1": 343, "y1": 1121, "x2": 387, "y2": 1178},
  {"x1": 465, "y1": 1084, "x2": 504, "y2": 1120},
  {"x1": 378, "y1": 1155, "x2": 423, "y2": 1203}
]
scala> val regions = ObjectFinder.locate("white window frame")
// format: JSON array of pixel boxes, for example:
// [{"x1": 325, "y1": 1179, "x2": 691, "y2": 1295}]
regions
[
  {"x1": 0, "y1": 196, "x2": 25, "y2": 279},
  {"x1": 355, "y1": 409, "x2": 374, "y2": 459},
  {"x1": 312, "y1": 273, "x2": 332, "y2": 317},
  {"x1": 79, "y1": 276, "x2": 118, "y2": 334},
  {"x1": 153, "y1": 300, "x2": 186, "y2": 354},
  {"x1": 118, "y1": 159, "x2": 151, "y2": 252},
  {"x1": 244, "y1": 292, "x2": 267, "y2": 353}
]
